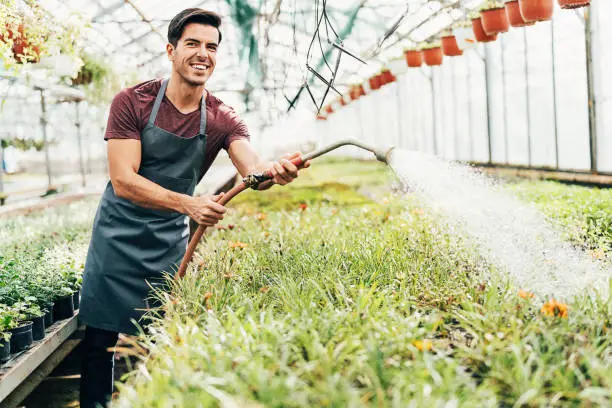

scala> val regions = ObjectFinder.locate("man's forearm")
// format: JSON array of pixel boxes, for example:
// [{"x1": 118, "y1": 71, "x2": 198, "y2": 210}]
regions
[{"x1": 112, "y1": 172, "x2": 190, "y2": 214}]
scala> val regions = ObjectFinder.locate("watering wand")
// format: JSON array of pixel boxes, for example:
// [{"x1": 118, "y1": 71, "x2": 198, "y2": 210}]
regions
[{"x1": 176, "y1": 139, "x2": 395, "y2": 278}]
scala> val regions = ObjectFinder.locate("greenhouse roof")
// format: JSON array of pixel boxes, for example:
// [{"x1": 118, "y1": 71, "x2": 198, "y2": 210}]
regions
[{"x1": 33, "y1": 0, "x2": 484, "y2": 117}]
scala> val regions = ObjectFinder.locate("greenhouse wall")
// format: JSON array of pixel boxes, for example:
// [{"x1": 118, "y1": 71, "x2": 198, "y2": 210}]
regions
[{"x1": 267, "y1": 4, "x2": 611, "y2": 175}]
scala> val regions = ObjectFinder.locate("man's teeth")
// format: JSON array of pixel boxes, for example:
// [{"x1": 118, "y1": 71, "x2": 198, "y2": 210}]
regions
[{"x1": 192, "y1": 64, "x2": 208, "y2": 71}]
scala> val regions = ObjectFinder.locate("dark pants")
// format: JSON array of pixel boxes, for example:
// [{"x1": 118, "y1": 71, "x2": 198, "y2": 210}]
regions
[{"x1": 80, "y1": 326, "x2": 119, "y2": 408}]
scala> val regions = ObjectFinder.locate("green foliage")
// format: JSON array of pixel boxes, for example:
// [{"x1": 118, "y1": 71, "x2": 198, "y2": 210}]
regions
[{"x1": 114, "y1": 161, "x2": 611, "y2": 407}]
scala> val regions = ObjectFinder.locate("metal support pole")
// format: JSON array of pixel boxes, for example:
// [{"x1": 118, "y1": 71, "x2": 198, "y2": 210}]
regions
[
  {"x1": 585, "y1": 8, "x2": 598, "y2": 173},
  {"x1": 451, "y1": 59, "x2": 459, "y2": 160},
  {"x1": 500, "y1": 35, "x2": 509, "y2": 164},
  {"x1": 430, "y1": 68, "x2": 438, "y2": 156},
  {"x1": 39, "y1": 89, "x2": 52, "y2": 188},
  {"x1": 551, "y1": 19, "x2": 560, "y2": 169},
  {"x1": 467, "y1": 56, "x2": 474, "y2": 161},
  {"x1": 0, "y1": 142, "x2": 5, "y2": 200},
  {"x1": 483, "y1": 44, "x2": 493, "y2": 164},
  {"x1": 395, "y1": 79, "x2": 404, "y2": 148},
  {"x1": 523, "y1": 28, "x2": 533, "y2": 167},
  {"x1": 75, "y1": 102, "x2": 86, "y2": 188}
]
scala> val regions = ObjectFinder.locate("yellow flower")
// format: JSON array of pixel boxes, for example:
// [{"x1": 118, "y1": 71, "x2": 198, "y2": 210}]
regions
[
  {"x1": 588, "y1": 249, "x2": 605, "y2": 260},
  {"x1": 412, "y1": 340, "x2": 432, "y2": 351},
  {"x1": 518, "y1": 290, "x2": 535, "y2": 299},
  {"x1": 256, "y1": 212, "x2": 267, "y2": 221},
  {"x1": 228, "y1": 241, "x2": 248, "y2": 249},
  {"x1": 541, "y1": 299, "x2": 568, "y2": 319},
  {"x1": 411, "y1": 208, "x2": 424, "y2": 215}
]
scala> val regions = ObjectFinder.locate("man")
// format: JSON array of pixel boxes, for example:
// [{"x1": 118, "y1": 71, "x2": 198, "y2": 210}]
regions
[{"x1": 78, "y1": 8, "x2": 309, "y2": 407}]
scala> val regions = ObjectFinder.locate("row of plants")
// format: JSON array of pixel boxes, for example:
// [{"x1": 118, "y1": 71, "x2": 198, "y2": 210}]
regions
[
  {"x1": 507, "y1": 179, "x2": 612, "y2": 258},
  {"x1": 114, "y1": 159, "x2": 611, "y2": 407},
  {"x1": 320, "y1": 0, "x2": 590, "y2": 119},
  {"x1": 0, "y1": 199, "x2": 95, "y2": 362}
]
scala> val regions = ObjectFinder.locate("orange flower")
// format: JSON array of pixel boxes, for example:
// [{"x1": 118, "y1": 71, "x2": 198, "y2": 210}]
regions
[
  {"x1": 259, "y1": 286, "x2": 270, "y2": 293},
  {"x1": 299, "y1": 203, "x2": 308, "y2": 211},
  {"x1": 412, "y1": 340, "x2": 432, "y2": 352},
  {"x1": 518, "y1": 290, "x2": 535, "y2": 299},
  {"x1": 411, "y1": 208, "x2": 424, "y2": 215},
  {"x1": 256, "y1": 213, "x2": 267, "y2": 221},
  {"x1": 541, "y1": 299, "x2": 568, "y2": 319},
  {"x1": 228, "y1": 241, "x2": 248, "y2": 249}
]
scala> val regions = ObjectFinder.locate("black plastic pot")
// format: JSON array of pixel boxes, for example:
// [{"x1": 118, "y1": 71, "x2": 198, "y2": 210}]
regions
[
  {"x1": 0, "y1": 337, "x2": 10, "y2": 363},
  {"x1": 9, "y1": 321, "x2": 33, "y2": 353},
  {"x1": 72, "y1": 289, "x2": 80, "y2": 310},
  {"x1": 44, "y1": 306, "x2": 54, "y2": 328},
  {"x1": 53, "y1": 295, "x2": 74, "y2": 320},
  {"x1": 30, "y1": 315, "x2": 45, "y2": 341}
]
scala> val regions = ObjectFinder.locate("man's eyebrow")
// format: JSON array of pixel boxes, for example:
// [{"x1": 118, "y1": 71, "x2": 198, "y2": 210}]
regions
[{"x1": 183, "y1": 37, "x2": 218, "y2": 46}]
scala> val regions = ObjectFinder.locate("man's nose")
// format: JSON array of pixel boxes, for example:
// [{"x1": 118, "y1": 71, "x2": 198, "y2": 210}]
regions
[{"x1": 196, "y1": 46, "x2": 208, "y2": 59}]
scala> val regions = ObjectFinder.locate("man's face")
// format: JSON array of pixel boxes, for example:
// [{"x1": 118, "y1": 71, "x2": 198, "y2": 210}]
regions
[{"x1": 167, "y1": 23, "x2": 219, "y2": 86}]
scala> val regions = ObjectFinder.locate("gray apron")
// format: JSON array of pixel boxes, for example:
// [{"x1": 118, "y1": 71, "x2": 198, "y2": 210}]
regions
[{"x1": 79, "y1": 79, "x2": 207, "y2": 334}]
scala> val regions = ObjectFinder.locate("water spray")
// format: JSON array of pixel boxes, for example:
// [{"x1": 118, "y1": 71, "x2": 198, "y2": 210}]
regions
[{"x1": 176, "y1": 139, "x2": 395, "y2": 278}]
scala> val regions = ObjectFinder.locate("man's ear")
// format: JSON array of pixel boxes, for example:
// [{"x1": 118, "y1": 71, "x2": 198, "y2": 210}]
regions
[{"x1": 166, "y1": 43, "x2": 175, "y2": 61}]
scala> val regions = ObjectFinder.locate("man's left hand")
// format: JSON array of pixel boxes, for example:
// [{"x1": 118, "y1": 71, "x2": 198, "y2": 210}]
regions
[{"x1": 269, "y1": 152, "x2": 310, "y2": 186}]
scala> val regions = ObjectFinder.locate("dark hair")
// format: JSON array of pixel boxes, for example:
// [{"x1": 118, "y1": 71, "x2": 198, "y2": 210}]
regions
[{"x1": 168, "y1": 8, "x2": 222, "y2": 47}]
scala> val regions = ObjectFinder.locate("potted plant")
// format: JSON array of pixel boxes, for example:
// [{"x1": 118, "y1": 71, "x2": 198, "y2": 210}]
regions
[
  {"x1": 53, "y1": 286, "x2": 75, "y2": 320},
  {"x1": 12, "y1": 300, "x2": 45, "y2": 341},
  {"x1": 0, "y1": 305, "x2": 32, "y2": 354},
  {"x1": 557, "y1": 0, "x2": 589, "y2": 8},
  {"x1": 480, "y1": 1, "x2": 510, "y2": 35},
  {"x1": 518, "y1": 0, "x2": 554, "y2": 22},
  {"x1": 420, "y1": 41, "x2": 443, "y2": 67},
  {"x1": 368, "y1": 74, "x2": 381, "y2": 91},
  {"x1": 471, "y1": 13, "x2": 499, "y2": 43},
  {"x1": 71, "y1": 53, "x2": 109, "y2": 86},
  {"x1": 0, "y1": 0, "x2": 85, "y2": 72},
  {"x1": 380, "y1": 68, "x2": 396, "y2": 85},
  {"x1": 404, "y1": 48, "x2": 422, "y2": 68},
  {"x1": 0, "y1": 329, "x2": 10, "y2": 363},
  {"x1": 439, "y1": 30, "x2": 463, "y2": 57},
  {"x1": 505, "y1": 0, "x2": 535, "y2": 27}
]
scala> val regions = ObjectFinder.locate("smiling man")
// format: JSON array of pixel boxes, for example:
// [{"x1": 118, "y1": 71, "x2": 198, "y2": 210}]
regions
[{"x1": 77, "y1": 8, "x2": 309, "y2": 408}]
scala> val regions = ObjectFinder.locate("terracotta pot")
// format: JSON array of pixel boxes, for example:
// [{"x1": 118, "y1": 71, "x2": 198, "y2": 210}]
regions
[
  {"x1": 380, "y1": 69, "x2": 396, "y2": 84},
  {"x1": 472, "y1": 18, "x2": 498, "y2": 43},
  {"x1": 505, "y1": 0, "x2": 535, "y2": 27},
  {"x1": 357, "y1": 84, "x2": 365, "y2": 97},
  {"x1": 441, "y1": 35, "x2": 463, "y2": 57},
  {"x1": 422, "y1": 47, "x2": 443, "y2": 66},
  {"x1": 519, "y1": 0, "x2": 554, "y2": 22},
  {"x1": 368, "y1": 75, "x2": 381, "y2": 91},
  {"x1": 338, "y1": 96, "x2": 346, "y2": 106},
  {"x1": 481, "y1": 7, "x2": 510, "y2": 35},
  {"x1": 316, "y1": 114, "x2": 327, "y2": 121},
  {"x1": 557, "y1": 0, "x2": 589, "y2": 9},
  {"x1": 325, "y1": 105, "x2": 333, "y2": 115},
  {"x1": 404, "y1": 50, "x2": 422, "y2": 67},
  {"x1": 350, "y1": 84, "x2": 365, "y2": 100}
]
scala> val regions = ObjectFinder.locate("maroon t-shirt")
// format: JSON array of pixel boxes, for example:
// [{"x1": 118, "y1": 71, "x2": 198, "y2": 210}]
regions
[{"x1": 104, "y1": 78, "x2": 249, "y2": 180}]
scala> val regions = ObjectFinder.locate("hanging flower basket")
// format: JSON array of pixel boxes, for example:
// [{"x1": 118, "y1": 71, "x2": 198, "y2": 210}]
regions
[
  {"x1": 368, "y1": 75, "x2": 381, "y2": 91},
  {"x1": 421, "y1": 45, "x2": 443, "y2": 67},
  {"x1": 441, "y1": 35, "x2": 463, "y2": 57},
  {"x1": 1, "y1": 23, "x2": 41, "y2": 64},
  {"x1": 337, "y1": 95, "x2": 346, "y2": 107},
  {"x1": 349, "y1": 84, "x2": 365, "y2": 100},
  {"x1": 480, "y1": 5, "x2": 510, "y2": 35},
  {"x1": 404, "y1": 49, "x2": 422, "y2": 67},
  {"x1": 472, "y1": 17, "x2": 498, "y2": 43},
  {"x1": 557, "y1": 0, "x2": 590, "y2": 9},
  {"x1": 316, "y1": 114, "x2": 327, "y2": 121},
  {"x1": 519, "y1": 0, "x2": 554, "y2": 22},
  {"x1": 325, "y1": 105, "x2": 334, "y2": 115},
  {"x1": 505, "y1": 0, "x2": 535, "y2": 27}
]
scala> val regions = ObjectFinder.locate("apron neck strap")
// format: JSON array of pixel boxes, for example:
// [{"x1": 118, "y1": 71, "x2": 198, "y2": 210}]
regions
[
  {"x1": 148, "y1": 79, "x2": 207, "y2": 135},
  {"x1": 199, "y1": 91, "x2": 207, "y2": 135},
  {"x1": 148, "y1": 78, "x2": 169, "y2": 127}
]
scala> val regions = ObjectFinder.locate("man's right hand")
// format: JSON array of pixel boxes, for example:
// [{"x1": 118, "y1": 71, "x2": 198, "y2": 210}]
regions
[{"x1": 181, "y1": 193, "x2": 226, "y2": 226}]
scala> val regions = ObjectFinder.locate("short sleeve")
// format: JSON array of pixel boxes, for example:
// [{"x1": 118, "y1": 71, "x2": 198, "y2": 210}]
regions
[
  {"x1": 223, "y1": 107, "x2": 250, "y2": 150},
  {"x1": 104, "y1": 89, "x2": 142, "y2": 141}
]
